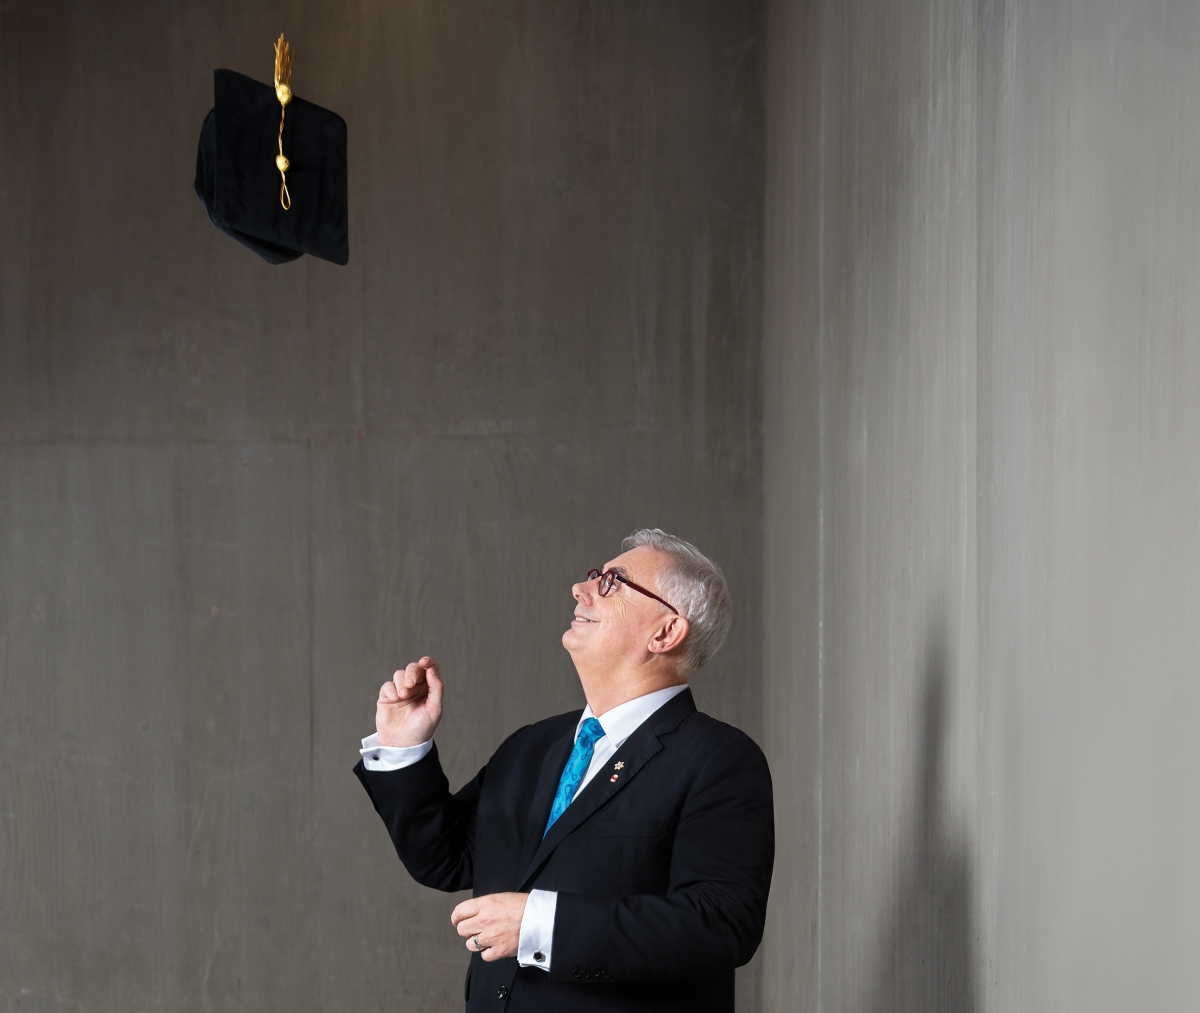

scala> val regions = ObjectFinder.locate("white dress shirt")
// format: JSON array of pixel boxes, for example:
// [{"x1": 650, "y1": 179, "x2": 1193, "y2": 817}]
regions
[{"x1": 360, "y1": 682, "x2": 688, "y2": 972}]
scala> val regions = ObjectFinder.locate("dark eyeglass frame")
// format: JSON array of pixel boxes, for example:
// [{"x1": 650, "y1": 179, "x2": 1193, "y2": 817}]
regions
[{"x1": 587, "y1": 568, "x2": 679, "y2": 615}]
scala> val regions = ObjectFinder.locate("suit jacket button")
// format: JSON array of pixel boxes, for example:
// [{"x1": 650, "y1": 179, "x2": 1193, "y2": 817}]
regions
[
  {"x1": 496, "y1": 985, "x2": 508, "y2": 999},
  {"x1": 571, "y1": 968, "x2": 581, "y2": 978}
]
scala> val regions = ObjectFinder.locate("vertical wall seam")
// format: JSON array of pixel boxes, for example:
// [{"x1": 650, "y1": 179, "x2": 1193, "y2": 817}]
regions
[
  {"x1": 815, "y1": 1, "x2": 827, "y2": 1009},
  {"x1": 307, "y1": 436, "x2": 315, "y2": 795}
]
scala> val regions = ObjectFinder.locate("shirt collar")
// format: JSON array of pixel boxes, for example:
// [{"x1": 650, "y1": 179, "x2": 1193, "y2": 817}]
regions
[{"x1": 576, "y1": 683, "x2": 689, "y2": 749}]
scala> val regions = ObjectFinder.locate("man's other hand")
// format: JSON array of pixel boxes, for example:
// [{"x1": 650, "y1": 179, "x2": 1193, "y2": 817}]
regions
[
  {"x1": 376, "y1": 657, "x2": 444, "y2": 747},
  {"x1": 450, "y1": 893, "x2": 528, "y2": 962}
]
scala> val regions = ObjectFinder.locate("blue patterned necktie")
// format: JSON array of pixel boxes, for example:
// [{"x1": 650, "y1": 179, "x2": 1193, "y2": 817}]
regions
[{"x1": 543, "y1": 717, "x2": 606, "y2": 837}]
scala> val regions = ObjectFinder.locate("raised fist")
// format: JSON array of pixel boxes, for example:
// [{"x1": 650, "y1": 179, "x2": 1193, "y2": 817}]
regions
[{"x1": 376, "y1": 657, "x2": 444, "y2": 747}]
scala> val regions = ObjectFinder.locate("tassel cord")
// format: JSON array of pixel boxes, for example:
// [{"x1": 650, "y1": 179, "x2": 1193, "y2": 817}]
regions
[{"x1": 277, "y1": 105, "x2": 291, "y2": 210}]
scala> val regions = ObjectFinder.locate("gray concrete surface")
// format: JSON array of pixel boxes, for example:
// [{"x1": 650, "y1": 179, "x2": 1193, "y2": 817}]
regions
[
  {"x1": 763, "y1": 1, "x2": 1200, "y2": 1011},
  {"x1": 0, "y1": 2, "x2": 764, "y2": 1009}
]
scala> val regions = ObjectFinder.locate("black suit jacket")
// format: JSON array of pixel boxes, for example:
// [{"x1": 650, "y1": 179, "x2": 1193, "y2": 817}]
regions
[{"x1": 354, "y1": 689, "x2": 774, "y2": 1013}]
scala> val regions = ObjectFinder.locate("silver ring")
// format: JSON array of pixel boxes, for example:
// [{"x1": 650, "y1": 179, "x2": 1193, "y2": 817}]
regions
[{"x1": 472, "y1": 933, "x2": 484, "y2": 951}]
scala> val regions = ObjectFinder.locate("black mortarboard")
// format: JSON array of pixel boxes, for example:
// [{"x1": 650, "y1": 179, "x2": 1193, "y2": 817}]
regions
[{"x1": 195, "y1": 37, "x2": 348, "y2": 265}]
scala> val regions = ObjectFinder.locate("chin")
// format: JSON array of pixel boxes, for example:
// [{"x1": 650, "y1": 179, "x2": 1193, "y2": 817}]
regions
[{"x1": 562, "y1": 628, "x2": 589, "y2": 659}]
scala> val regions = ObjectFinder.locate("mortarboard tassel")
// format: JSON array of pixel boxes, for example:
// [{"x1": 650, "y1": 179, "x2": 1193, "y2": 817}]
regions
[{"x1": 274, "y1": 34, "x2": 295, "y2": 210}]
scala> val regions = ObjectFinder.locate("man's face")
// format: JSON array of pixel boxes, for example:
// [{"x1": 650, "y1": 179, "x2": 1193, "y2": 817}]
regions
[{"x1": 562, "y1": 545, "x2": 675, "y2": 669}]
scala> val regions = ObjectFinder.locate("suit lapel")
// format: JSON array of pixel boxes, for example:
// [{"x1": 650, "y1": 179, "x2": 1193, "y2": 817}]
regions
[
  {"x1": 517, "y1": 688, "x2": 697, "y2": 890},
  {"x1": 515, "y1": 721, "x2": 577, "y2": 881}
]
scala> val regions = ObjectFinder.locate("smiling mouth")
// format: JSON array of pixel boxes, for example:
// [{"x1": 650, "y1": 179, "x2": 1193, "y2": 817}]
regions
[{"x1": 572, "y1": 614, "x2": 597, "y2": 623}]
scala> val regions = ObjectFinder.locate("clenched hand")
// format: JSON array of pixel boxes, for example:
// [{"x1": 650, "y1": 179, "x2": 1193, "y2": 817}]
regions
[
  {"x1": 451, "y1": 893, "x2": 529, "y2": 961},
  {"x1": 376, "y1": 657, "x2": 444, "y2": 747}
]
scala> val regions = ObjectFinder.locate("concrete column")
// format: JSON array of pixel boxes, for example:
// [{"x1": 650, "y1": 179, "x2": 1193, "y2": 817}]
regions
[{"x1": 764, "y1": 1, "x2": 1200, "y2": 1010}]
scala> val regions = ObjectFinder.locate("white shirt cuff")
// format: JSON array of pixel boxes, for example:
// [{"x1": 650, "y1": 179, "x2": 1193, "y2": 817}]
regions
[
  {"x1": 360, "y1": 732, "x2": 433, "y2": 771},
  {"x1": 516, "y1": 889, "x2": 557, "y2": 971}
]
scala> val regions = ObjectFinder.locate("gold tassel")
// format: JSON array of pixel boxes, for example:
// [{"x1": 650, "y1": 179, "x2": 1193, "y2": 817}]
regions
[{"x1": 274, "y1": 34, "x2": 295, "y2": 210}]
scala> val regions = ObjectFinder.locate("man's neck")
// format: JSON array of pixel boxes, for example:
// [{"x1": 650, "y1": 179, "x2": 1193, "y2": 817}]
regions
[{"x1": 577, "y1": 663, "x2": 687, "y2": 717}]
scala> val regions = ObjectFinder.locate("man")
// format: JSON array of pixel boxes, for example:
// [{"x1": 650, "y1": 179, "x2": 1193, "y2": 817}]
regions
[{"x1": 354, "y1": 529, "x2": 774, "y2": 1012}]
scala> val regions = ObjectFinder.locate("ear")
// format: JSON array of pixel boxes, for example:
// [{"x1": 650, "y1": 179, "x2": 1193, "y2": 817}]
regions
[{"x1": 647, "y1": 614, "x2": 690, "y2": 656}]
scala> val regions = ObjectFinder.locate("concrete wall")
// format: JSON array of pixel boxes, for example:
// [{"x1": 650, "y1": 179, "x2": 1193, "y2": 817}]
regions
[
  {"x1": 763, "y1": 1, "x2": 1200, "y2": 1011},
  {"x1": 0, "y1": 3, "x2": 764, "y2": 1009}
]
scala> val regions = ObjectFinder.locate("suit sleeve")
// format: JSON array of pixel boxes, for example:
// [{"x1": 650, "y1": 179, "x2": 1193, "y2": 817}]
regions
[
  {"x1": 549, "y1": 733, "x2": 775, "y2": 982},
  {"x1": 353, "y1": 742, "x2": 484, "y2": 893}
]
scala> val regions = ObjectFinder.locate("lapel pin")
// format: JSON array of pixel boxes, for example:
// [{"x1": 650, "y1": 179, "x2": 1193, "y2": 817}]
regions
[
  {"x1": 614, "y1": 761, "x2": 625, "y2": 770},
  {"x1": 610, "y1": 774, "x2": 619, "y2": 782}
]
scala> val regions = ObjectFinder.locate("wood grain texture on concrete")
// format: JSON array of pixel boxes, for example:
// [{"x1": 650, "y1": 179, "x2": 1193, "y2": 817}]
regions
[
  {"x1": 0, "y1": 2, "x2": 764, "y2": 1010},
  {"x1": 764, "y1": 1, "x2": 1200, "y2": 1011}
]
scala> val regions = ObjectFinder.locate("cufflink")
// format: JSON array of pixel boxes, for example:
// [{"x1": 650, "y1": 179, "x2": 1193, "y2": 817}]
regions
[{"x1": 534, "y1": 951, "x2": 545, "y2": 962}]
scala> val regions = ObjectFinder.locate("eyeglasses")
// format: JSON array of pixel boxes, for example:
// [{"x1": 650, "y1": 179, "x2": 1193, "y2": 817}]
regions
[{"x1": 587, "y1": 568, "x2": 679, "y2": 615}]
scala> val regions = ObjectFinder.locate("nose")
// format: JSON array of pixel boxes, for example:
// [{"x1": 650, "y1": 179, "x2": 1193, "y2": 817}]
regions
[{"x1": 572, "y1": 578, "x2": 596, "y2": 604}]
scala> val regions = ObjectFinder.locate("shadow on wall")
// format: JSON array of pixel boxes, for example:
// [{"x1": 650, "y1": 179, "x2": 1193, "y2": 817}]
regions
[{"x1": 864, "y1": 629, "x2": 977, "y2": 1013}]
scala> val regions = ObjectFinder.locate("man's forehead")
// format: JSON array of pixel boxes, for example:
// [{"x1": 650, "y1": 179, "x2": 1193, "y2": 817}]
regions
[{"x1": 603, "y1": 545, "x2": 667, "y2": 584}]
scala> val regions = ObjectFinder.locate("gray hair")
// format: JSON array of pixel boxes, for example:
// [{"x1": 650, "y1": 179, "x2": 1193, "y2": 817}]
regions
[{"x1": 621, "y1": 528, "x2": 732, "y2": 675}]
